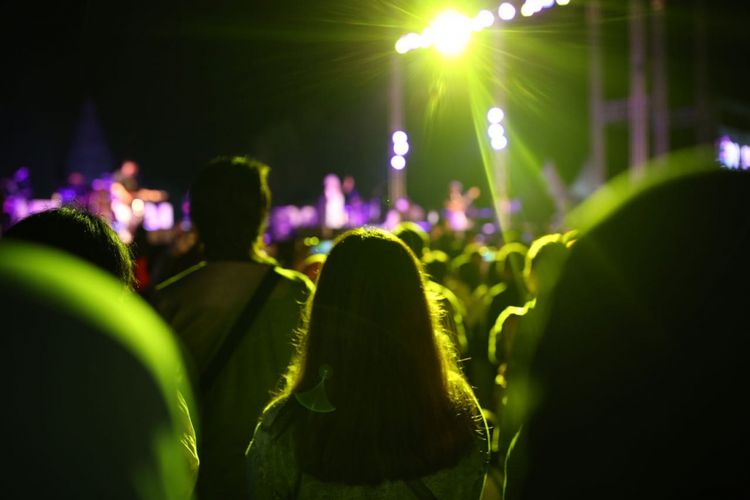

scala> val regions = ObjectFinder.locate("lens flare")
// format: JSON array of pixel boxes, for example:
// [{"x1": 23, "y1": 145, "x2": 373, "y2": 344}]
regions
[{"x1": 425, "y1": 10, "x2": 474, "y2": 58}]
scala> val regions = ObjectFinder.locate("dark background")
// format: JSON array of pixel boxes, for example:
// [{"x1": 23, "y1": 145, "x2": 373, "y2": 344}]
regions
[{"x1": 2, "y1": 0, "x2": 748, "y2": 222}]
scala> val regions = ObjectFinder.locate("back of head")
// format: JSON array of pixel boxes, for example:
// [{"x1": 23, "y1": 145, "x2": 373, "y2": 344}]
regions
[
  {"x1": 424, "y1": 249, "x2": 450, "y2": 284},
  {"x1": 3, "y1": 207, "x2": 134, "y2": 287},
  {"x1": 392, "y1": 221, "x2": 430, "y2": 259},
  {"x1": 288, "y1": 228, "x2": 476, "y2": 483},
  {"x1": 304, "y1": 228, "x2": 441, "y2": 402},
  {"x1": 494, "y1": 242, "x2": 528, "y2": 286},
  {"x1": 505, "y1": 169, "x2": 750, "y2": 499},
  {"x1": 189, "y1": 156, "x2": 270, "y2": 260},
  {"x1": 523, "y1": 234, "x2": 567, "y2": 296},
  {"x1": 452, "y1": 250, "x2": 483, "y2": 291},
  {"x1": 0, "y1": 242, "x2": 195, "y2": 499}
]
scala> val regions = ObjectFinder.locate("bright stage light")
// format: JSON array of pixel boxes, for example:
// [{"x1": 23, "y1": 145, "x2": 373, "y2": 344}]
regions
[
  {"x1": 487, "y1": 107, "x2": 505, "y2": 123},
  {"x1": 393, "y1": 141, "x2": 410, "y2": 156},
  {"x1": 425, "y1": 10, "x2": 474, "y2": 58},
  {"x1": 487, "y1": 106, "x2": 507, "y2": 150},
  {"x1": 521, "y1": 3, "x2": 535, "y2": 16},
  {"x1": 556, "y1": 0, "x2": 571, "y2": 5},
  {"x1": 491, "y1": 136, "x2": 508, "y2": 150},
  {"x1": 472, "y1": 10, "x2": 495, "y2": 31},
  {"x1": 498, "y1": 3, "x2": 517, "y2": 21},
  {"x1": 488, "y1": 123, "x2": 505, "y2": 139},
  {"x1": 395, "y1": 33, "x2": 425, "y2": 54},
  {"x1": 395, "y1": 34, "x2": 421, "y2": 54},
  {"x1": 392, "y1": 130, "x2": 408, "y2": 144},
  {"x1": 395, "y1": 36, "x2": 410, "y2": 54},
  {"x1": 390, "y1": 155, "x2": 407, "y2": 170}
]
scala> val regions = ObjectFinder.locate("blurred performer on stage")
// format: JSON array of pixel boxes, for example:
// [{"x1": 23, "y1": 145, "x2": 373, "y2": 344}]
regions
[
  {"x1": 444, "y1": 181, "x2": 480, "y2": 232},
  {"x1": 110, "y1": 159, "x2": 168, "y2": 243},
  {"x1": 321, "y1": 173, "x2": 347, "y2": 236},
  {"x1": 342, "y1": 175, "x2": 367, "y2": 228}
]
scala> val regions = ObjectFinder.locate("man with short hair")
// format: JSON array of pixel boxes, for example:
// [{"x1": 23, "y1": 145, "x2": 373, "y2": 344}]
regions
[{"x1": 153, "y1": 156, "x2": 313, "y2": 499}]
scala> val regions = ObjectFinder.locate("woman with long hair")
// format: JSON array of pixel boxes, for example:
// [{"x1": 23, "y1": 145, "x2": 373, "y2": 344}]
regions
[{"x1": 246, "y1": 227, "x2": 489, "y2": 498}]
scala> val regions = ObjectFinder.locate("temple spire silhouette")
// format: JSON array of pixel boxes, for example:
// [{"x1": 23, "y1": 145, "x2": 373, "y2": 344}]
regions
[{"x1": 66, "y1": 98, "x2": 115, "y2": 182}]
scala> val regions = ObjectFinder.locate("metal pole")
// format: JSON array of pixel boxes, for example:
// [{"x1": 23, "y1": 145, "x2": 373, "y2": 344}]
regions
[
  {"x1": 587, "y1": 0, "x2": 606, "y2": 186},
  {"x1": 492, "y1": 28, "x2": 510, "y2": 233},
  {"x1": 629, "y1": 0, "x2": 649, "y2": 177},
  {"x1": 388, "y1": 54, "x2": 405, "y2": 206},
  {"x1": 693, "y1": 0, "x2": 711, "y2": 144},
  {"x1": 651, "y1": 0, "x2": 669, "y2": 163}
]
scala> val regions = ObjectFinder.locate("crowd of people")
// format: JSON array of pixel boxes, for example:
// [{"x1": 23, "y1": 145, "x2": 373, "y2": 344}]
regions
[{"x1": 1, "y1": 153, "x2": 748, "y2": 499}]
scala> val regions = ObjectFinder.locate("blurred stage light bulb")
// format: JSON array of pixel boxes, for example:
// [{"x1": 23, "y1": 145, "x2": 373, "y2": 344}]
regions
[
  {"x1": 392, "y1": 130, "x2": 408, "y2": 144},
  {"x1": 498, "y1": 3, "x2": 517, "y2": 21},
  {"x1": 491, "y1": 136, "x2": 509, "y2": 150},
  {"x1": 556, "y1": 0, "x2": 571, "y2": 4},
  {"x1": 393, "y1": 141, "x2": 410, "y2": 156},
  {"x1": 542, "y1": 0, "x2": 556, "y2": 7},
  {"x1": 472, "y1": 10, "x2": 495, "y2": 30},
  {"x1": 521, "y1": 3, "x2": 535, "y2": 16},
  {"x1": 395, "y1": 33, "x2": 424, "y2": 54},
  {"x1": 395, "y1": 36, "x2": 410, "y2": 54},
  {"x1": 487, "y1": 107, "x2": 505, "y2": 123},
  {"x1": 427, "y1": 10, "x2": 473, "y2": 58},
  {"x1": 488, "y1": 123, "x2": 505, "y2": 139},
  {"x1": 390, "y1": 155, "x2": 407, "y2": 170}
]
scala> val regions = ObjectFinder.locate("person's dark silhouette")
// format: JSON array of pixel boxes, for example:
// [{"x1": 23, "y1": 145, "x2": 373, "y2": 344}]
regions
[
  {"x1": 0, "y1": 241, "x2": 198, "y2": 499},
  {"x1": 152, "y1": 156, "x2": 312, "y2": 500},
  {"x1": 504, "y1": 169, "x2": 750, "y2": 500},
  {"x1": 483, "y1": 242, "x2": 529, "y2": 337}
]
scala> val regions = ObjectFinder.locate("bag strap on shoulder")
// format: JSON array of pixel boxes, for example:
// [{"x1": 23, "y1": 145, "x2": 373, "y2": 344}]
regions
[{"x1": 200, "y1": 266, "x2": 281, "y2": 397}]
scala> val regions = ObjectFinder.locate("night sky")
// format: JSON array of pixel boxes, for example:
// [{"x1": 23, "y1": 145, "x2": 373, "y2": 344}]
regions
[{"x1": 2, "y1": 0, "x2": 749, "y2": 220}]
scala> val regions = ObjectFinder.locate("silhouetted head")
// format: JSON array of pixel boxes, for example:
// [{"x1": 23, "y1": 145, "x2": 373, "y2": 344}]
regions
[
  {"x1": 0, "y1": 242, "x2": 194, "y2": 498},
  {"x1": 423, "y1": 249, "x2": 450, "y2": 285},
  {"x1": 524, "y1": 233, "x2": 568, "y2": 296},
  {"x1": 451, "y1": 249, "x2": 484, "y2": 291},
  {"x1": 301, "y1": 228, "x2": 443, "y2": 396},
  {"x1": 491, "y1": 242, "x2": 528, "y2": 287},
  {"x1": 189, "y1": 156, "x2": 270, "y2": 261},
  {"x1": 3, "y1": 207, "x2": 133, "y2": 287},
  {"x1": 392, "y1": 221, "x2": 430, "y2": 259},
  {"x1": 120, "y1": 160, "x2": 139, "y2": 177}
]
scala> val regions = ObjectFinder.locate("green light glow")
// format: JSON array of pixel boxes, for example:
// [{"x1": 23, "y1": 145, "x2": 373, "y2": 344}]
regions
[{"x1": 426, "y1": 10, "x2": 474, "y2": 58}]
